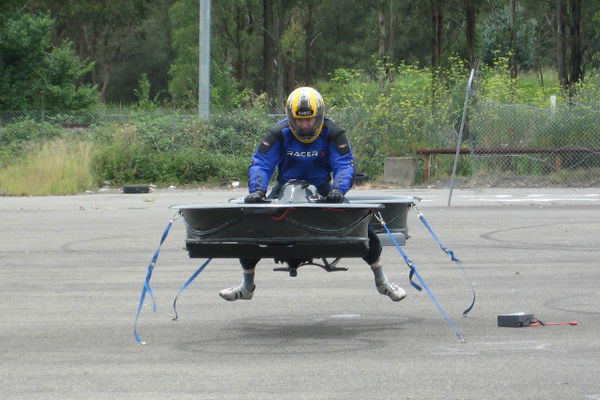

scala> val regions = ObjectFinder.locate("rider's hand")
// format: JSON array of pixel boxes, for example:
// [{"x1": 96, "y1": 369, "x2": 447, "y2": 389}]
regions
[
  {"x1": 325, "y1": 188, "x2": 344, "y2": 203},
  {"x1": 244, "y1": 190, "x2": 266, "y2": 203}
]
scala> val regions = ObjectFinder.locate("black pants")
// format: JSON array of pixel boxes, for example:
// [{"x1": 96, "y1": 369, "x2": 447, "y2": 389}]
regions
[{"x1": 240, "y1": 225, "x2": 382, "y2": 270}]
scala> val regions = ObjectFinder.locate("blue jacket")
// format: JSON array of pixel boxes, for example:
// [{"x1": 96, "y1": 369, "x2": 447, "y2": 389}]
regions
[{"x1": 248, "y1": 118, "x2": 355, "y2": 194}]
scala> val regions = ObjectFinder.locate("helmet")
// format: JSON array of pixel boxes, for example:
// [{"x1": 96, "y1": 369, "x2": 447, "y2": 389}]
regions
[{"x1": 285, "y1": 87, "x2": 325, "y2": 143}]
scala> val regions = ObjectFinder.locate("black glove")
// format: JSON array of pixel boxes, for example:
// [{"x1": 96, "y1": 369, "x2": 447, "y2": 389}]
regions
[
  {"x1": 325, "y1": 188, "x2": 344, "y2": 203},
  {"x1": 244, "y1": 190, "x2": 266, "y2": 203}
]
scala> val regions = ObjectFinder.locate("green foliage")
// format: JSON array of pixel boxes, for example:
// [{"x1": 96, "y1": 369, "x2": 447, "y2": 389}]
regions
[
  {"x1": 168, "y1": 0, "x2": 199, "y2": 106},
  {"x1": 478, "y1": 5, "x2": 542, "y2": 71},
  {"x1": 281, "y1": 8, "x2": 306, "y2": 62},
  {"x1": 322, "y1": 58, "x2": 470, "y2": 178},
  {"x1": 3, "y1": 52, "x2": 600, "y2": 192},
  {"x1": 477, "y1": 55, "x2": 562, "y2": 105},
  {"x1": 103, "y1": 0, "x2": 173, "y2": 103},
  {"x1": 168, "y1": 0, "x2": 268, "y2": 109},
  {"x1": 91, "y1": 122, "x2": 250, "y2": 185},
  {"x1": 90, "y1": 108, "x2": 271, "y2": 185},
  {"x1": 0, "y1": 137, "x2": 96, "y2": 196},
  {"x1": 211, "y1": 64, "x2": 269, "y2": 110},
  {"x1": 133, "y1": 74, "x2": 161, "y2": 110},
  {"x1": 0, "y1": 118, "x2": 64, "y2": 168},
  {"x1": 40, "y1": 42, "x2": 97, "y2": 109},
  {"x1": 571, "y1": 76, "x2": 600, "y2": 108},
  {"x1": 0, "y1": 11, "x2": 97, "y2": 110}
]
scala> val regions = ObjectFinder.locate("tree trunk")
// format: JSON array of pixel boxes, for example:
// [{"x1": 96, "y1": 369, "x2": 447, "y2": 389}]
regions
[
  {"x1": 262, "y1": 0, "x2": 276, "y2": 104},
  {"x1": 568, "y1": 0, "x2": 583, "y2": 84},
  {"x1": 274, "y1": 0, "x2": 285, "y2": 103},
  {"x1": 464, "y1": 0, "x2": 476, "y2": 69},
  {"x1": 387, "y1": 0, "x2": 395, "y2": 63},
  {"x1": 555, "y1": 0, "x2": 568, "y2": 87},
  {"x1": 303, "y1": 3, "x2": 314, "y2": 82},
  {"x1": 508, "y1": 0, "x2": 518, "y2": 80},
  {"x1": 378, "y1": 3, "x2": 386, "y2": 59},
  {"x1": 234, "y1": 6, "x2": 244, "y2": 82},
  {"x1": 430, "y1": 0, "x2": 443, "y2": 70},
  {"x1": 100, "y1": 63, "x2": 111, "y2": 101}
]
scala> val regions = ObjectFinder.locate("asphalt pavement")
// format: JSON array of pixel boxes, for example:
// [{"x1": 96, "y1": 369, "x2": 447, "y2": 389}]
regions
[{"x1": 1, "y1": 186, "x2": 599, "y2": 399}]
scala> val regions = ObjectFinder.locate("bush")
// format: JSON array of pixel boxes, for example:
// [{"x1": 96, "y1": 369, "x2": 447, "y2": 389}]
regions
[
  {"x1": 91, "y1": 119, "x2": 254, "y2": 185},
  {"x1": 0, "y1": 12, "x2": 97, "y2": 110},
  {"x1": 0, "y1": 138, "x2": 96, "y2": 195},
  {"x1": 321, "y1": 59, "x2": 469, "y2": 178},
  {"x1": 0, "y1": 118, "x2": 64, "y2": 168}
]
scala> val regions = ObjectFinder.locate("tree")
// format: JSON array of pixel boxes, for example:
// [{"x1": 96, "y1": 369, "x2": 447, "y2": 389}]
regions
[
  {"x1": 0, "y1": 11, "x2": 96, "y2": 110},
  {"x1": 431, "y1": 0, "x2": 443, "y2": 70},
  {"x1": 29, "y1": 0, "x2": 152, "y2": 101},
  {"x1": 555, "y1": 0, "x2": 568, "y2": 86},
  {"x1": 554, "y1": 0, "x2": 593, "y2": 89},
  {"x1": 479, "y1": 2, "x2": 540, "y2": 73},
  {"x1": 376, "y1": 0, "x2": 396, "y2": 64},
  {"x1": 568, "y1": 0, "x2": 583, "y2": 84},
  {"x1": 214, "y1": 1, "x2": 260, "y2": 87},
  {"x1": 262, "y1": 0, "x2": 276, "y2": 103},
  {"x1": 104, "y1": 0, "x2": 174, "y2": 103},
  {"x1": 303, "y1": 1, "x2": 317, "y2": 79},
  {"x1": 168, "y1": 0, "x2": 200, "y2": 106},
  {"x1": 509, "y1": 0, "x2": 518, "y2": 79},
  {"x1": 464, "y1": 0, "x2": 478, "y2": 68}
]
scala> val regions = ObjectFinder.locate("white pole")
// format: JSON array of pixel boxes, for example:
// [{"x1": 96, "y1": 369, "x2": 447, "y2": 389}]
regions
[
  {"x1": 198, "y1": 0, "x2": 210, "y2": 119},
  {"x1": 448, "y1": 68, "x2": 475, "y2": 207}
]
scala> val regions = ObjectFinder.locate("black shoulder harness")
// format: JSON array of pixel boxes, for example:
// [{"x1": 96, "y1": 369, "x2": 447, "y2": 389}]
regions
[
  {"x1": 324, "y1": 120, "x2": 351, "y2": 155},
  {"x1": 258, "y1": 122, "x2": 286, "y2": 154},
  {"x1": 324, "y1": 119, "x2": 345, "y2": 140}
]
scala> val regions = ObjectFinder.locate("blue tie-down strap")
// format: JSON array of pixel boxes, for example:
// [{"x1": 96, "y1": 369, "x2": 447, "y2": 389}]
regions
[
  {"x1": 413, "y1": 205, "x2": 476, "y2": 317},
  {"x1": 374, "y1": 212, "x2": 465, "y2": 342},
  {"x1": 172, "y1": 258, "x2": 212, "y2": 321},
  {"x1": 134, "y1": 214, "x2": 179, "y2": 345}
]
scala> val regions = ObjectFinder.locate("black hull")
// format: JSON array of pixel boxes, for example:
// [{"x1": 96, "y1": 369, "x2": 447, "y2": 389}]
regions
[
  {"x1": 177, "y1": 204, "x2": 377, "y2": 258},
  {"x1": 346, "y1": 195, "x2": 413, "y2": 231},
  {"x1": 171, "y1": 194, "x2": 418, "y2": 259}
]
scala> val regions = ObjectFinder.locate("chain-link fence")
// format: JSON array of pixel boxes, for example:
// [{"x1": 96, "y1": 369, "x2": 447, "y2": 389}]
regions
[
  {"x1": 466, "y1": 101, "x2": 600, "y2": 188},
  {"x1": 1, "y1": 103, "x2": 599, "y2": 189},
  {"x1": 0, "y1": 108, "x2": 391, "y2": 182}
]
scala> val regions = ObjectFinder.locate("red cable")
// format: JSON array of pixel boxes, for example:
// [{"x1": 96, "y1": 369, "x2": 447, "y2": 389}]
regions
[
  {"x1": 270, "y1": 207, "x2": 294, "y2": 221},
  {"x1": 529, "y1": 321, "x2": 578, "y2": 327},
  {"x1": 270, "y1": 206, "x2": 349, "y2": 221}
]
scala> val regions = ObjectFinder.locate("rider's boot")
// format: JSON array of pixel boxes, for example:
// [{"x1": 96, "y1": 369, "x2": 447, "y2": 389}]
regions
[
  {"x1": 219, "y1": 283, "x2": 255, "y2": 301},
  {"x1": 377, "y1": 280, "x2": 407, "y2": 302},
  {"x1": 371, "y1": 262, "x2": 406, "y2": 302}
]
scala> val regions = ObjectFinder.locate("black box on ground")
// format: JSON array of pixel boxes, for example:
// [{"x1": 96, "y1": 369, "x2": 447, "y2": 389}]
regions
[
  {"x1": 122, "y1": 184, "x2": 150, "y2": 194},
  {"x1": 498, "y1": 313, "x2": 535, "y2": 327}
]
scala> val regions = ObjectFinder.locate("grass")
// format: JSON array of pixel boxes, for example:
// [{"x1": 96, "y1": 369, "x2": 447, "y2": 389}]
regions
[{"x1": 0, "y1": 138, "x2": 97, "y2": 196}]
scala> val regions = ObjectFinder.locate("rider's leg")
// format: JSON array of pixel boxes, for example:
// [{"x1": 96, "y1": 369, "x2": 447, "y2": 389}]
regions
[
  {"x1": 364, "y1": 227, "x2": 406, "y2": 302},
  {"x1": 219, "y1": 258, "x2": 259, "y2": 301}
]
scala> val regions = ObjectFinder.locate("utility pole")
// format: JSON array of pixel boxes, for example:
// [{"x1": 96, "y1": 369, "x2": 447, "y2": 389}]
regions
[{"x1": 199, "y1": 0, "x2": 211, "y2": 118}]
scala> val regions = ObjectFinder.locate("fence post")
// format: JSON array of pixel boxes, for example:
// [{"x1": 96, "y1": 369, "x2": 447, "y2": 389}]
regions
[
  {"x1": 198, "y1": 0, "x2": 211, "y2": 119},
  {"x1": 448, "y1": 69, "x2": 475, "y2": 207},
  {"x1": 423, "y1": 153, "x2": 431, "y2": 184}
]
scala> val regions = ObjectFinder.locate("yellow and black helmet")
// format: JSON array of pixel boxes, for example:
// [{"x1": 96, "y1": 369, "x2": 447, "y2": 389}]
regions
[{"x1": 285, "y1": 87, "x2": 325, "y2": 143}]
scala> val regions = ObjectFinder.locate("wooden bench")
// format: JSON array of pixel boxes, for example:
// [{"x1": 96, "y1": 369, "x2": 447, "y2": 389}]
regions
[{"x1": 416, "y1": 147, "x2": 600, "y2": 184}]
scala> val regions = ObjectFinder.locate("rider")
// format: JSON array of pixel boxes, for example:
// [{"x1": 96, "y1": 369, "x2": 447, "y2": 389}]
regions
[{"x1": 219, "y1": 87, "x2": 406, "y2": 302}]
